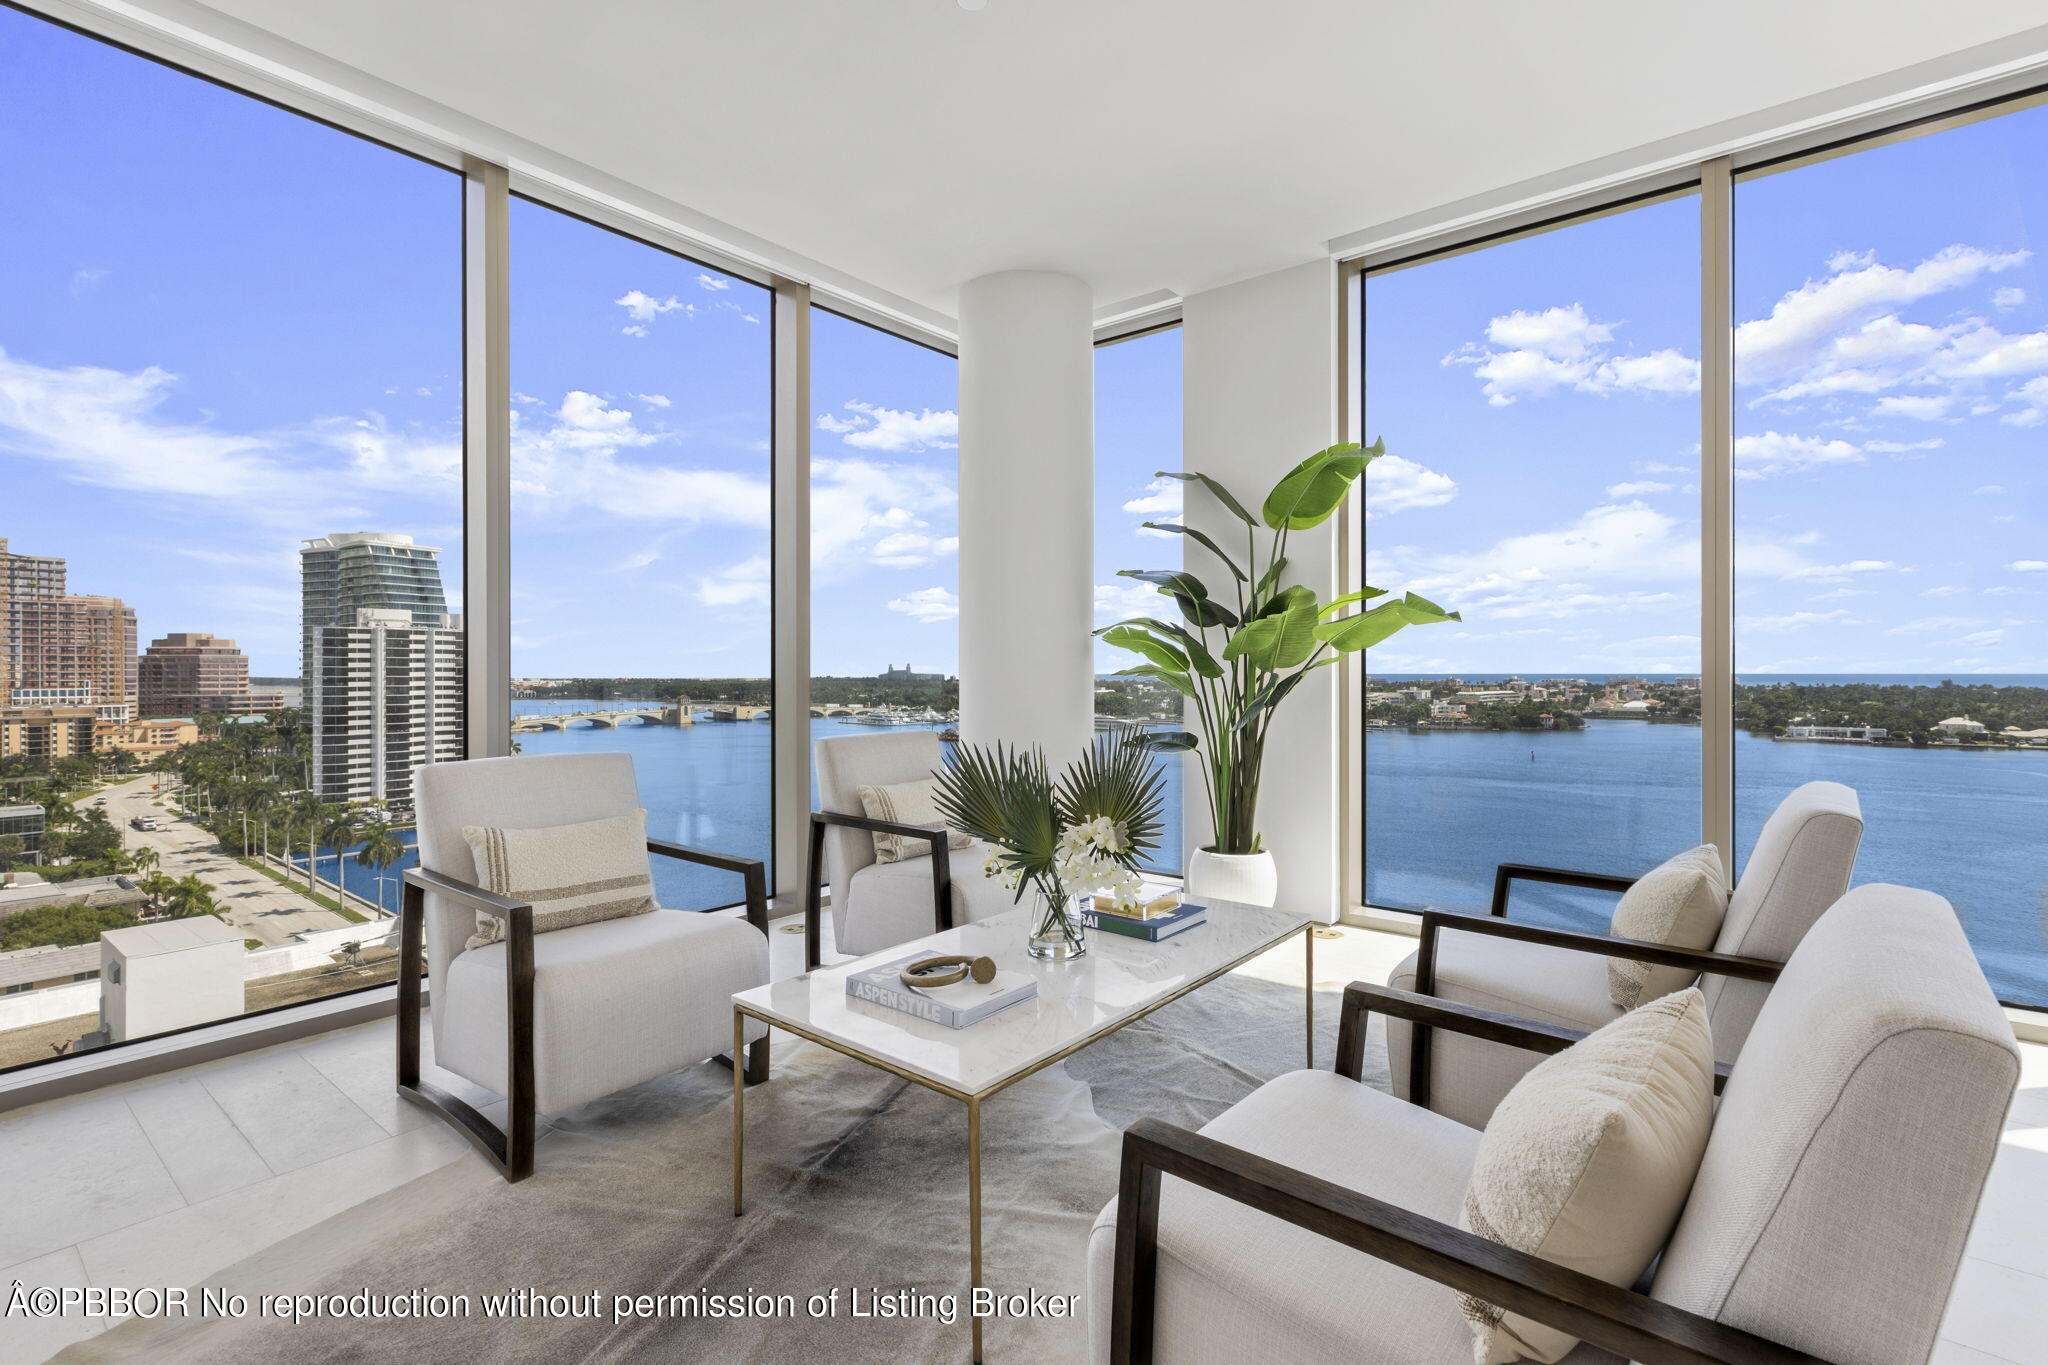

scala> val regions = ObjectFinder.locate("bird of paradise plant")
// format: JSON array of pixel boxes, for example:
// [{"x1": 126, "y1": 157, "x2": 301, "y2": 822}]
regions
[{"x1": 1100, "y1": 441, "x2": 1461, "y2": 858}]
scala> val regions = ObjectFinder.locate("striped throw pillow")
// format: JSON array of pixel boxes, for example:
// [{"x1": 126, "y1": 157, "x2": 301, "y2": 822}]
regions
[
  {"x1": 856, "y1": 778, "x2": 972, "y2": 863},
  {"x1": 460, "y1": 809, "x2": 657, "y2": 950}
]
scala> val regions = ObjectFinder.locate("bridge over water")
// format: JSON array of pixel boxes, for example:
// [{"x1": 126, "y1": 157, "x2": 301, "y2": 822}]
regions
[{"x1": 511, "y1": 704, "x2": 774, "y2": 733}]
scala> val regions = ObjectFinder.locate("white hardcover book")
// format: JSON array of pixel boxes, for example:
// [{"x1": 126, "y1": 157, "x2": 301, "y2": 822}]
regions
[{"x1": 845, "y1": 953, "x2": 1040, "y2": 1029}]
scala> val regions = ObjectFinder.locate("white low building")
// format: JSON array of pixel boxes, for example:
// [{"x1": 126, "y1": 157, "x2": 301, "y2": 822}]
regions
[
  {"x1": 1936, "y1": 715, "x2": 1987, "y2": 734},
  {"x1": 1788, "y1": 725, "x2": 1888, "y2": 741}
]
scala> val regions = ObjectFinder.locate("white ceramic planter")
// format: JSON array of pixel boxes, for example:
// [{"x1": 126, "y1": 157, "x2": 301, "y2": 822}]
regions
[{"x1": 1185, "y1": 848, "x2": 1279, "y2": 908}]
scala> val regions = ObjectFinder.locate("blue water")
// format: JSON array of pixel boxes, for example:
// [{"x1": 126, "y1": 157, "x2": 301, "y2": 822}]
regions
[
  {"x1": 1365, "y1": 723, "x2": 2048, "y2": 1007},
  {"x1": 291, "y1": 699, "x2": 2046, "y2": 1008}
]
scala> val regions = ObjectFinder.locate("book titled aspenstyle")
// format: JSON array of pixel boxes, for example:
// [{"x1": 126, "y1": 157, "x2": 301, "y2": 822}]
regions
[
  {"x1": 846, "y1": 953, "x2": 1040, "y2": 1029},
  {"x1": 1079, "y1": 899, "x2": 1208, "y2": 942}
]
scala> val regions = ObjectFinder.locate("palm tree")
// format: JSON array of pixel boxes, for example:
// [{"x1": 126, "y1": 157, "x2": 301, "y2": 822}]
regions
[
  {"x1": 319, "y1": 810, "x2": 357, "y2": 904},
  {"x1": 166, "y1": 874, "x2": 218, "y2": 919},
  {"x1": 138, "y1": 871, "x2": 176, "y2": 916},
  {"x1": 126, "y1": 845, "x2": 159, "y2": 876},
  {"x1": 353, "y1": 823, "x2": 407, "y2": 914}
]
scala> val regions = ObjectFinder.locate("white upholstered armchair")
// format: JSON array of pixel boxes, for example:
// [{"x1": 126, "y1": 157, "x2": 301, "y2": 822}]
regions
[
  {"x1": 1092, "y1": 882, "x2": 2018, "y2": 1365},
  {"x1": 1388, "y1": 780, "x2": 1863, "y2": 1128},
  {"x1": 806, "y1": 731, "x2": 1014, "y2": 968},
  {"x1": 398, "y1": 752, "x2": 770, "y2": 1181}
]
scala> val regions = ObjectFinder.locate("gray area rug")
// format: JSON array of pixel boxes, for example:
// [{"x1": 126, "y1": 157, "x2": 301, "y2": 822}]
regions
[{"x1": 67, "y1": 971, "x2": 1386, "y2": 1364}]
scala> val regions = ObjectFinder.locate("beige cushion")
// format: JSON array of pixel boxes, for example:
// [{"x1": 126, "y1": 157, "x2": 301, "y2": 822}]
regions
[
  {"x1": 1607, "y1": 845, "x2": 1725, "y2": 1009},
  {"x1": 856, "y1": 777, "x2": 971, "y2": 863},
  {"x1": 1459, "y1": 988, "x2": 1715, "y2": 1364},
  {"x1": 460, "y1": 808, "x2": 656, "y2": 949}
]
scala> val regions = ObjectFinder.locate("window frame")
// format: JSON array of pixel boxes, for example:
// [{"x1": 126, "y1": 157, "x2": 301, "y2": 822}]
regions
[{"x1": 1338, "y1": 83, "x2": 2048, "y2": 1017}]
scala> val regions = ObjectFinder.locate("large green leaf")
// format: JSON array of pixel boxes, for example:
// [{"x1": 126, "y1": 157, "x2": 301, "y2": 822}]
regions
[
  {"x1": 1253, "y1": 554, "x2": 1289, "y2": 601},
  {"x1": 1224, "y1": 591, "x2": 1321, "y2": 670},
  {"x1": 1112, "y1": 664, "x2": 1197, "y2": 699},
  {"x1": 1100, "y1": 624, "x2": 1189, "y2": 673},
  {"x1": 1118, "y1": 568, "x2": 1239, "y2": 631},
  {"x1": 1261, "y1": 439, "x2": 1382, "y2": 530},
  {"x1": 1116, "y1": 617, "x2": 1224, "y2": 678},
  {"x1": 1317, "y1": 586, "x2": 1388, "y2": 618},
  {"x1": 1249, "y1": 583, "x2": 1316, "y2": 622},
  {"x1": 1314, "y1": 592, "x2": 1461, "y2": 652},
  {"x1": 1140, "y1": 523, "x2": 1247, "y2": 582},
  {"x1": 1155, "y1": 471, "x2": 1257, "y2": 527},
  {"x1": 1126, "y1": 730, "x2": 1200, "y2": 752}
]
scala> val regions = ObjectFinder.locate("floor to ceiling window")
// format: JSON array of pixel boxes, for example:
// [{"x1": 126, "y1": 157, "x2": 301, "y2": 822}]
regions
[
  {"x1": 806, "y1": 307, "x2": 959, "y2": 805},
  {"x1": 507, "y1": 199, "x2": 773, "y2": 910},
  {"x1": 1733, "y1": 106, "x2": 2048, "y2": 1008},
  {"x1": 1360, "y1": 196, "x2": 1703, "y2": 930},
  {"x1": 0, "y1": 6, "x2": 461, "y2": 1070},
  {"x1": 1095, "y1": 325, "x2": 1186, "y2": 876}
]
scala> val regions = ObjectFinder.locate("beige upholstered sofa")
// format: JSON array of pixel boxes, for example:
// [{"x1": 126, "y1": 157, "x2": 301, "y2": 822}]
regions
[
  {"x1": 1388, "y1": 780, "x2": 1863, "y2": 1128},
  {"x1": 1090, "y1": 881, "x2": 2017, "y2": 1365},
  {"x1": 807, "y1": 730, "x2": 1016, "y2": 966}
]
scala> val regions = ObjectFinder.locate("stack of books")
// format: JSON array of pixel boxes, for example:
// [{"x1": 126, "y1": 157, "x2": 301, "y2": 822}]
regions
[
  {"x1": 846, "y1": 954, "x2": 1039, "y2": 1029},
  {"x1": 1081, "y1": 884, "x2": 1208, "y2": 942}
]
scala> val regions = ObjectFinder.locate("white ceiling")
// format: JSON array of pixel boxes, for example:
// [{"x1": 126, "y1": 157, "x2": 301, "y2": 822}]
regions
[{"x1": 136, "y1": 0, "x2": 2048, "y2": 321}]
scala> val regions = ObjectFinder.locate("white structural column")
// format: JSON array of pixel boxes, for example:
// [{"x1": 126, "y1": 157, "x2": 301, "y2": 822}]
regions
[
  {"x1": 956, "y1": 271, "x2": 1096, "y2": 755},
  {"x1": 1182, "y1": 261, "x2": 1343, "y2": 919}
]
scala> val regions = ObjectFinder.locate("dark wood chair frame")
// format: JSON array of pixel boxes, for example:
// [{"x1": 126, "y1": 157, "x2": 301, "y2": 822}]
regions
[
  {"x1": 1109, "y1": 980, "x2": 1835, "y2": 1365},
  {"x1": 802, "y1": 809, "x2": 953, "y2": 971},
  {"x1": 1392, "y1": 861, "x2": 1781, "y2": 1111},
  {"x1": 397, "y1": 837, "x2": 771, "y2": 1183}
]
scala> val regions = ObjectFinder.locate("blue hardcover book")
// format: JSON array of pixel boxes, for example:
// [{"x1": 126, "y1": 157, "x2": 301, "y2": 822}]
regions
[
  {"x1": 1079, "y1": 900, "x2": 1208, "y2": 942},
  {"x1": 845, "y1": 953, "x2": 1039, "y2": 1029}
]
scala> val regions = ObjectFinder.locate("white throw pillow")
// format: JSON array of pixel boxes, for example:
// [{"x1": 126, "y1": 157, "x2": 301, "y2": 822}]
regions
[
  {"x1": 460, "y1": 809, "x2": 656, "y2": 950},
  {"x1": 1458, "y1": 988, "x2": 1715, "y2": 1365},
  {"x1": 1607, "y1": 844, "x2": 1726, "y2": 1010},
  {"x1": 856, "y1": 777, "x2": 973, "y2": 863}
]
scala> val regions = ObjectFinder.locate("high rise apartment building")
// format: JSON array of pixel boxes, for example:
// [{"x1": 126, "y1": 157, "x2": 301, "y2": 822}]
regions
[
  {"x1": 302, "y1": 534, "x2": 464, "y2": 804},
  {"x1": 0, "y1": 539, "x2": 136, "y2": 723},
  {"x1": 138, "y1": 632, "x2": 273, "y2": 717}
]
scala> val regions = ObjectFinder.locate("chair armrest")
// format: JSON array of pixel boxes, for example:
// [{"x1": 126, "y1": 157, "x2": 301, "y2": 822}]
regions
[
  {"x1": 803, "y1": 809, "x2": 955, "y2": 971},
  {"x1": 403, "y1": 865, "x2": 532, "y2": 921},
  {"x1": 1424, "y1": 909, "x2": 1784, "y2": 985},
  {"x1": 1337, "y1": 982, "x2": 1732, "y2": 1095},
  {"x1": 1109, "y1": 1118, "x2": 1832, "y2": 1365},
  {"x1": 647, "y1": 838, "x2": 769, "y2": 935},
  {"x1": 1491, "y1": 862, "x2": 1637, "y2": 917}
]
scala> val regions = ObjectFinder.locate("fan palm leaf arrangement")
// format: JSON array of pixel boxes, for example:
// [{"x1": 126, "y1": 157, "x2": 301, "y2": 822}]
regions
[{"x1": 933, "y1": 736, "x2": 1165, "y2": 909}]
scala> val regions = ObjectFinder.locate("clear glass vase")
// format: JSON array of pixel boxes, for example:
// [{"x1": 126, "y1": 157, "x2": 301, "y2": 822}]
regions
[{"x1": 1026, "y1": 888, "x2": 1088, "y2": 961}]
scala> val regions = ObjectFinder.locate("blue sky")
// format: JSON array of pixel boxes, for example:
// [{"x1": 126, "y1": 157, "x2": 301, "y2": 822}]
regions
[
  {"x1": 1365, "y1": 104, "x2": 2048, "y2": 677},
  {"x1": 0, "y1": 6, "x2": 1189, "y2": 683}
]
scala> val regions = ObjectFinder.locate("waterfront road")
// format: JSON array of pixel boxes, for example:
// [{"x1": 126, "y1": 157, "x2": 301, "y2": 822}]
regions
[{"x1": 78, "y1": 777, "x2": 352, "y2": 946}]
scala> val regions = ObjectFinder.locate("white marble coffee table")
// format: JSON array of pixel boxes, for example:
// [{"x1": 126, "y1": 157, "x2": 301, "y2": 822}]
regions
[{"x1": 729, "y1": 899, "x2": 1315, "y2": 1361}]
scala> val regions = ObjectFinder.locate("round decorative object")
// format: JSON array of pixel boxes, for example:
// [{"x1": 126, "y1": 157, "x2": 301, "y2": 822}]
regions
[
  {"x1": 899, "y1": 955, "x2": 998, "y2": 990},
  {"x1": 1185, "y1": 848, "x2": 1279, "y2": 907}
]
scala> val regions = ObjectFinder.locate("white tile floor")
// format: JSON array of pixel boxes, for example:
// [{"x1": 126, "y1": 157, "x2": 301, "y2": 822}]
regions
[{"x1": 0, "y1": 920, "x2": 2043, "y2": 1365}]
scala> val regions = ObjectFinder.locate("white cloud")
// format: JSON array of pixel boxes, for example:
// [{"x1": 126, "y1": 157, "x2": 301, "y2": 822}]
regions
[
  {"x1": 1738, "y1": 609, "x2": 1857, "y2": 634},
  {"x1": 2010, "y1": 560, "x2": 2048, "y2": 573},
  {"x1": 1995, "y1": 286, "x2": 2028, "y2": 311},
  {"x1": 1605, "y1": 480, "x2": 1673, "y2": 498},
  {"x1": 1870, "y1": 394, "x2": 1955, "y2": 421},
  {"x1": 695, "y1": 555, "x2": 770, "y2": 608},
  {"x1": 1445, "y1": 303, "x2": 1698, "y2": 405},
  {"x1": 1122, "y1": 477, "x2": 1182, "y2": 517},
  {"x1": 696, "y1": 274, "x2": 731, "y2": 292},
  {"x1": 614, "y1": 289, "x2": 695, "y2": 333},
  {"x1": 887, "y1": 586, "x2": 959, "y2": 623},
  {"x1": 1972, "y1": 484, "x2": 2006, "y2": 495},
  {"x1": 1864, "y1": 437, "x2": 1945, "y2": 454},
  {"x1": 1922, "y1": 585, "x2": 1967, "y2": 597},
  {"x1": 1095, "y1": 580, "x2": 1165, "y2": 622},
  {"x1": 633, "y1": 393, "x2": 672, "y2": 408},
  {"x1": 1785, "y1": 558, "x2": 1903, "y2": 582},
  {"x1": 816, "y1": 400, "x2": 958, "y2": 453},
  {"x1": 869, "y1": 531, "x2": 959, "y2": 568},
  {"x1": 1366, "y1": 454, "x2": 1458, "y2": 517},
  {"x1": 1736, "y1": 244, "x2": 2029, "y2": 391},
  {"x1": 1732, "y1": 431, "x2": 1862, "y2": 478}
]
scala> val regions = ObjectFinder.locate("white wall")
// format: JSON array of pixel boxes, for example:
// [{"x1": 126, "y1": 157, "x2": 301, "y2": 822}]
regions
[
  {"x1": 1180, "y1": 260, "x2": 1343, "y2": 919},
  {"x1": 957, "y1": 270, "x2": 1096, "y2": 757}
]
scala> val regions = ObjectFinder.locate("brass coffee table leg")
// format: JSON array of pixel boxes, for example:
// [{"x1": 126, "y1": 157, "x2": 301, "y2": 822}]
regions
[
  {"x1": 967, "y1": 1094, "x2": 984, "y2": 1363},
  {"x1": 1305, "y1": 924, "x2": 1315, "y2": 1069},
  {"x1": 732, "y1": 1006, "x2": 746, "y2": 1217}
]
